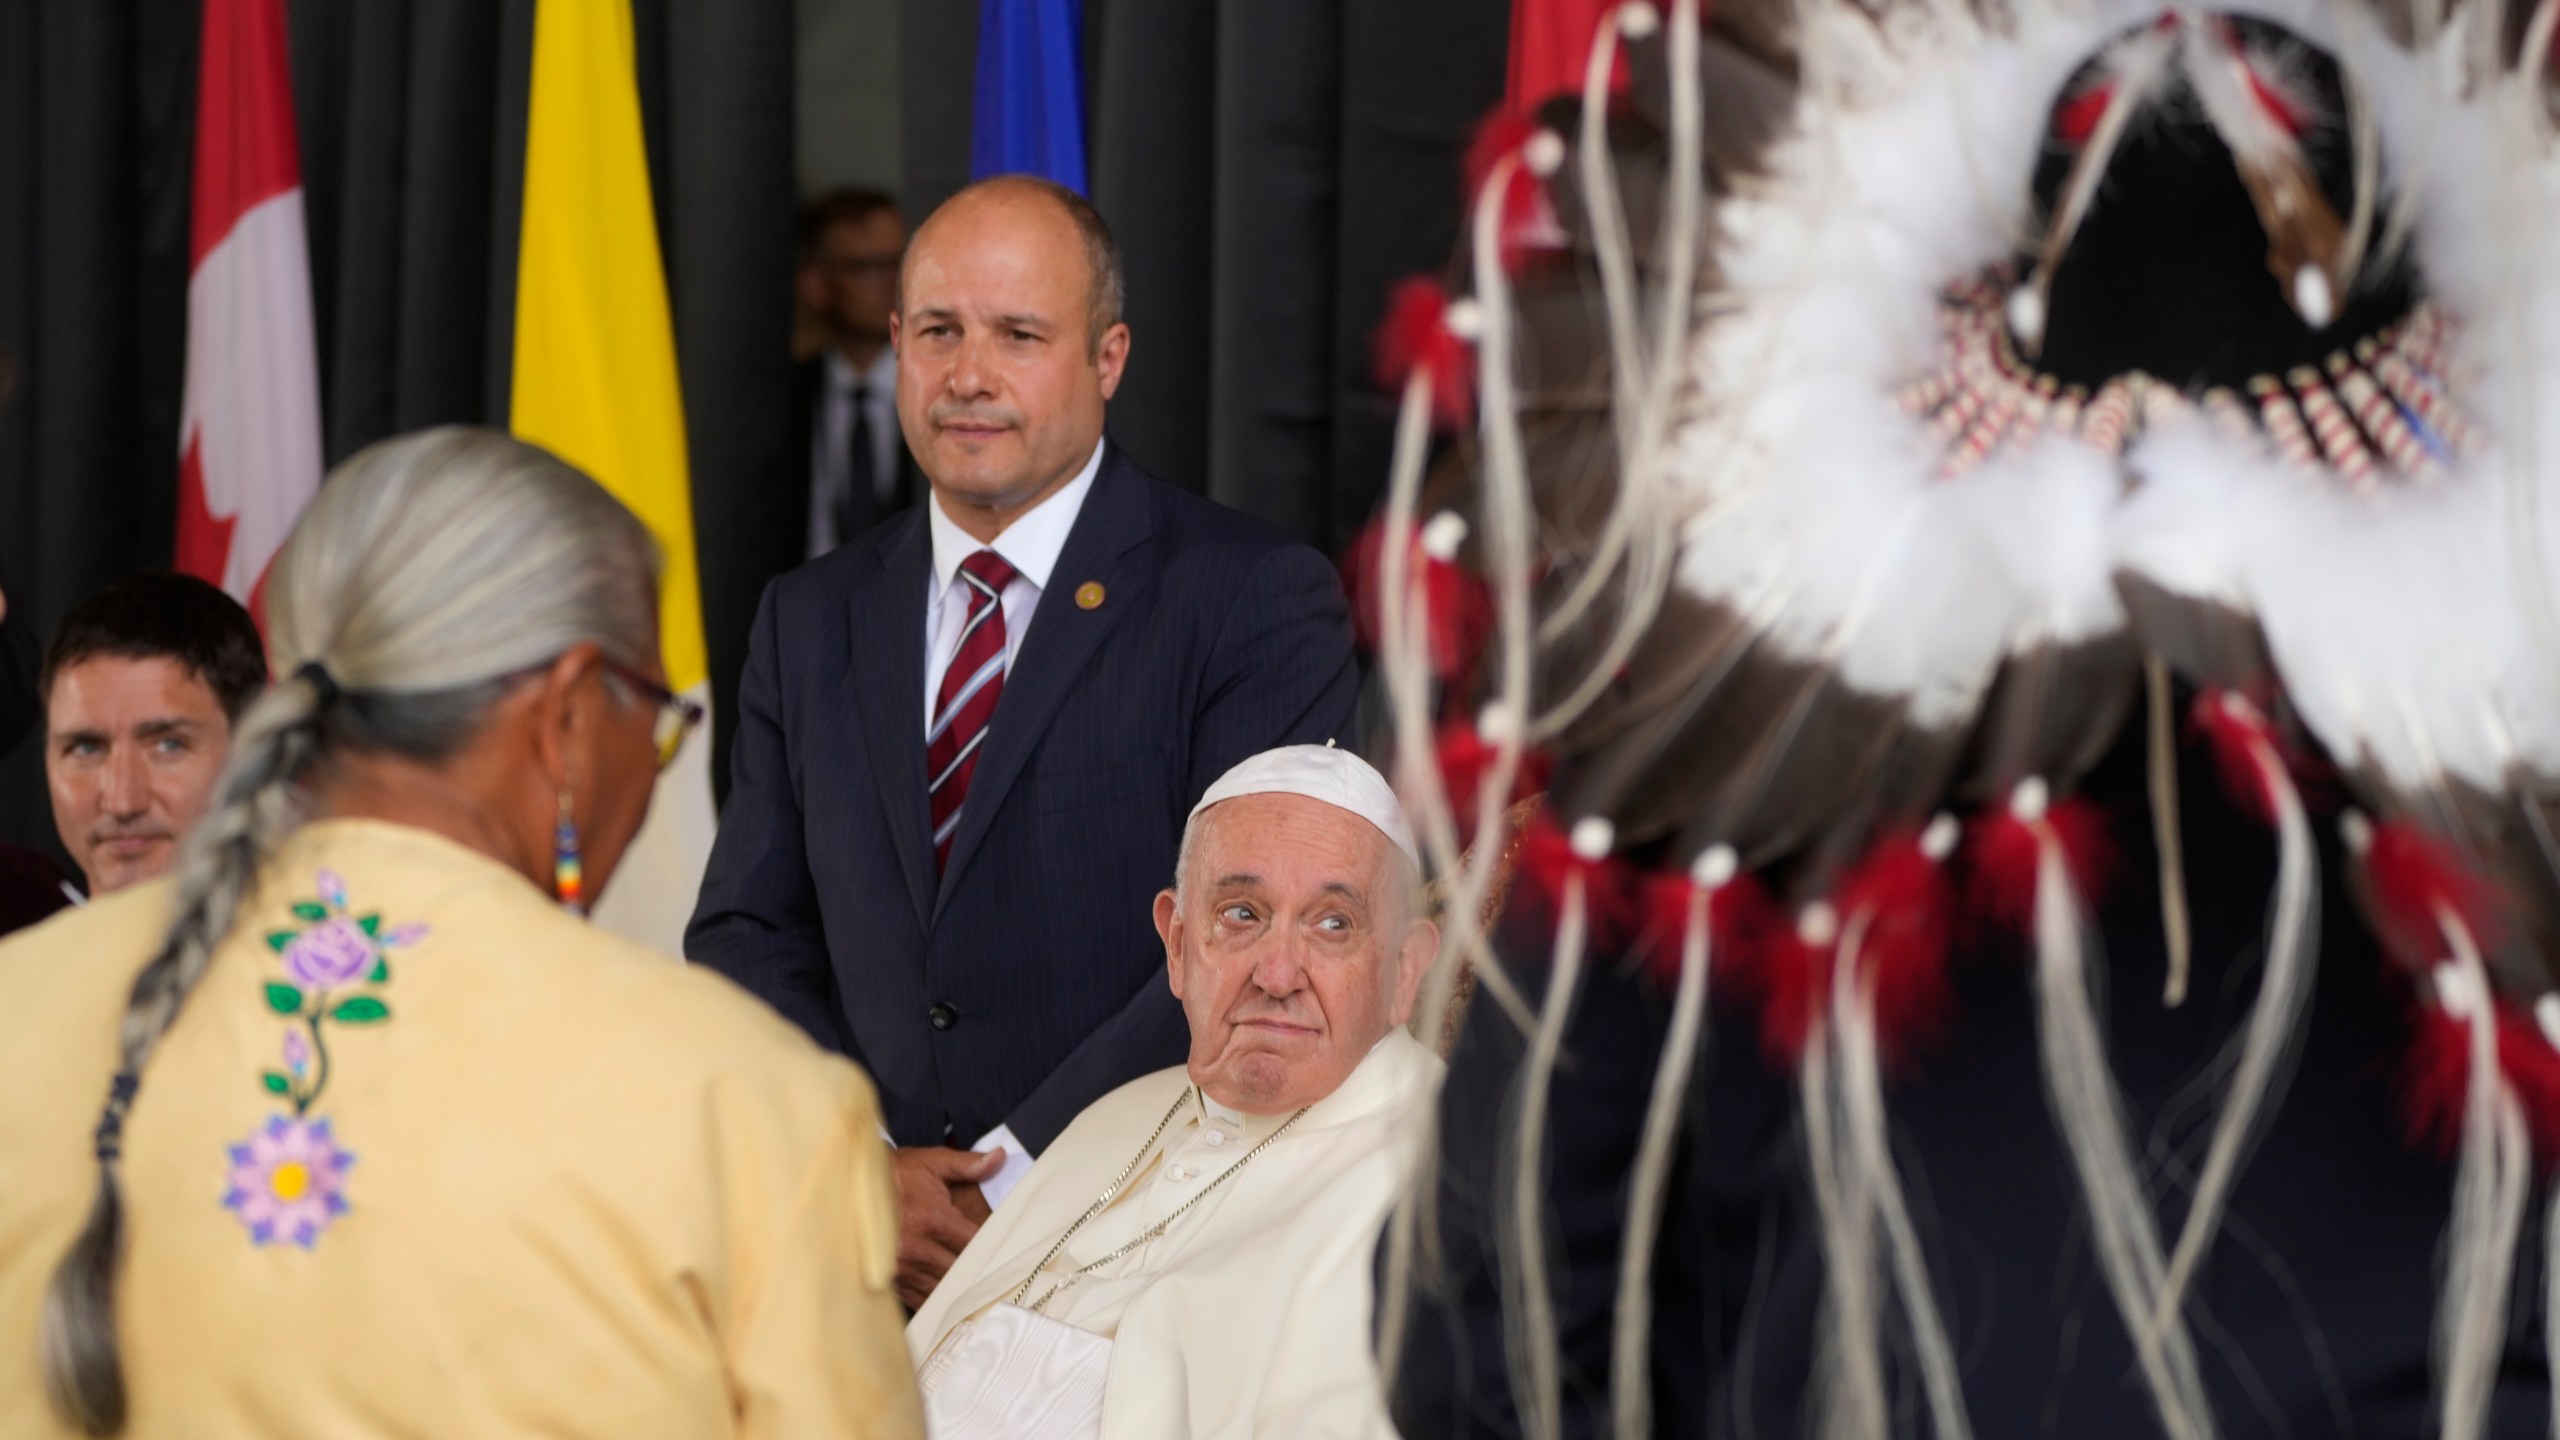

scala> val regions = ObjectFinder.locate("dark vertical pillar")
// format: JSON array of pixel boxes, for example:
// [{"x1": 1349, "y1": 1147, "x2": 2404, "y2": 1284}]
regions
[
  {"x1": 0, "y1": 0, "x2": 51, "y2": 850},
  {"x1": 1329, "y1": 0, "x2": 1510, "y2": 550},
  {"x1": 665, "y1": 0, "x2": 796, "y2": 800},
  {"x1": 130, "y1": 0, "x2": 195, "y2": 563},
  {"x1": 1206, "y1": 0, "x2": 1342, "y2": 545},
  {"x1": 483, "y1": 0, "x2": 536, "y2": 422},
  {"x1": 391, "y1": 0, "x2": 504, "y2": 435},
  {"x1": 630, "y1": 0, "x2": 675, "y2": 266},
  {"x1": 287, "y1": 0, "x2": 354, "y2": 400},
  {"x1": 899, "y1": 0, "x2": 975, "y2": 227},
  {"x1": 1087, "y1": 0, "x2": 1216, "y2": 492},
  {"x1": 304, "y1": 0, "x2": 413, "y2": 463}
]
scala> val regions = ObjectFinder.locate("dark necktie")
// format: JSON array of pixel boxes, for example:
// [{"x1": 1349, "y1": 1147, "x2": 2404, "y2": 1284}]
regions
[
  {"x1": 927, "y1": 549, "x2": 1019, "y2": 871},
  {"x1": 836, "y1": 381, "x2": 877, "y2": 543}
]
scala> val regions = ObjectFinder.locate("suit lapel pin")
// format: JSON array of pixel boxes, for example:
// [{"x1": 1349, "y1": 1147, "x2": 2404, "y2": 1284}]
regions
[{"x1": 1075, "y1": 581, "x2": 1105, "y2": 610}]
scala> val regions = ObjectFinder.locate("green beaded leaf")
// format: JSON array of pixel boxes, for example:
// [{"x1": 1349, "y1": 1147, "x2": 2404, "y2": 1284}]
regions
[
  {"x1": 330, "y1": 997, "x2": 390, "y2": 1024},
  {"x1": 263, "y1": 982, "x2": 303, "y2": 1015},
  {"x1": 291, "y1": 902, "x2": 328, "y2": 923},
  {"x1": 359, "y1": 914, "x2": 382, "y2": 937},
  {"x1": 261, "y1": 1071, "x2": 290, "y2": 1095},
  {"x1": 369, "y1": 957, "x2": 389, "y2": 984},
  {"x1": 265, "y1": 931, "x2": 297, "y2": 953}
]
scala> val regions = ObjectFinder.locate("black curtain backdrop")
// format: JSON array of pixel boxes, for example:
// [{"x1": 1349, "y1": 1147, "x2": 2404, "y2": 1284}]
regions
[
  {"x1": 0, "y1": 0, "x2": 794, "y2": 858},
  {"x1": 0, "y1": 0, "x2": 197, "y2": 861},
  {"x1": 900, "y1": 0, "x2": 1512, "y2": 551}
]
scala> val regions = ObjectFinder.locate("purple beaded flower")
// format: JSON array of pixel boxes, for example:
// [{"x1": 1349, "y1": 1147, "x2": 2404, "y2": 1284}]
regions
[
  {"x1": 221, "y1": 1115, "x2": 354, "y2": 1248},
  {"x1": 281, "y1": 917, "x2": 376, "y2": 991},
  {"x1": 227, "y1": 871, "x2": 423, "y2": 1248}
]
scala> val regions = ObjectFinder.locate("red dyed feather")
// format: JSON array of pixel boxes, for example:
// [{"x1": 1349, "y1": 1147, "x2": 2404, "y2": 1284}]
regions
[
  {"x1": 1372, "y1": 277, "x2": 1475, "y2": 429},
  {"x1": 1339, "y1": 517, "x2": 1494, "y2": 681},
  {"x1": 2238, "y1": 61, "x2": 2307, "y2": 135},
  {"x1": 2502, "y1": 1010, "x2": 2560, "y2": 1162},
  {"x1": 1434, "y1": 720, "x2": 1552, "y2": 837},
  {"x1": 2401, "y1": 1001, "x2": 2477, "y2": 1158},
  {"x1": 1965, "y1": 799, "x2": 2112, "y2": 938},
  {"x1": 1462, "y1": 109, "x2": 1561, "y2": 274},
  {"x1": 1834, "y1": 829, "x2": 1956, "y2": 1067},
  {"x1": 2053, "y1": 82, "x2": 2116, "y2": 145},
  {"x1": 2359, "y1": 819, "x2": 2505, "y2": 974},
  {"x1": 1638, "y1": 868, "x2": 1776, "y2": 993},
  {"x1": 1722, "y1": 904, "x2": 1830, "y2": 1065},
  {"x1": 1419, "y1": 560, "x2": 1494, "y2": 682},
  {"x1": 2399, "y1": 1002, "x2": 2560, "y2": 1163},
  {"x1": 2189, "y1": 689, "x2": 2286, "y2": 823},
  {"x1": 1512, "y1": 809, "x2": 1640, "y2": 949}
]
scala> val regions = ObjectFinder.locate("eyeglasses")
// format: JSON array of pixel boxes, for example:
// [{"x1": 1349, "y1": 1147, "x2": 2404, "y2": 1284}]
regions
[{"x1": 604, "y1": 662, "x2": 706, "y2": 771}]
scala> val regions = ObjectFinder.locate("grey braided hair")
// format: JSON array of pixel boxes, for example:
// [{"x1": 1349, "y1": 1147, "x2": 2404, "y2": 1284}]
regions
[{"x1": 38, "y1": 426, "x2": 658, "y2": 1433}]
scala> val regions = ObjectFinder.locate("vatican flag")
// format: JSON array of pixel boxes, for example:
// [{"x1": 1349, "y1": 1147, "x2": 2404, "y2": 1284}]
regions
[{"x1": 509, "y1": 0, "x2": 713, "y2": 956}]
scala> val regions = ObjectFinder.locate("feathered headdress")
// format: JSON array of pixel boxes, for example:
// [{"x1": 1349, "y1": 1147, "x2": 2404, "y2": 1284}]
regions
[{"x1": 1366, "y1": 1, "x2": 2560, "y2": 1436}]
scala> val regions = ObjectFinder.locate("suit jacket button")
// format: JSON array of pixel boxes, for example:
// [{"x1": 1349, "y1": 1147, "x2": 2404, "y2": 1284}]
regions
[{"x1": 927, "y1": 1002, "x2": 958, "y2": 1032}]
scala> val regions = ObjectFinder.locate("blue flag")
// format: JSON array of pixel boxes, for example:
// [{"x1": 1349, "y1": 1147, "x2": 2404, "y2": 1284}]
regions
[{"x1": 971, "y1": 0, "x2": 1088, "y2": 193}]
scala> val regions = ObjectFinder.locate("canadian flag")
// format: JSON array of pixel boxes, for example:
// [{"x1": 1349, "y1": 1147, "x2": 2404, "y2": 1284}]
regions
[{"x1": 175, "y1": 0, "x2": 323, "y2": 607}]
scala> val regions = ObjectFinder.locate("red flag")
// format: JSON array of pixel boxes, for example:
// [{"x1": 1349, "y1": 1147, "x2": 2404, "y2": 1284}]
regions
[
  {"x1": 176, "y1": 0, "x2": 323, "y2": 609},
  {"x1": 1507, "y1": 0, "x2": 1631, "y2": 113}
]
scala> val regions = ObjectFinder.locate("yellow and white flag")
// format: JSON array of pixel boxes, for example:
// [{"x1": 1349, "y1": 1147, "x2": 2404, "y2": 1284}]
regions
[{"x1": 510, "y1": 0, "x2": 713, "y2": 956}]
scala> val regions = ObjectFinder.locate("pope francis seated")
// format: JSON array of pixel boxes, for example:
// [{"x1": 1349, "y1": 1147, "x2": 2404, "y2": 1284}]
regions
[{"x1": 908, "y1": 744, "x2": 1442, "y2": 1439}]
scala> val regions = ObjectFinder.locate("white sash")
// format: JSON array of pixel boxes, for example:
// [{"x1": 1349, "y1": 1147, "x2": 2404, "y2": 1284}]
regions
[{"x1": 917, "y1": 1302, "x2": 1112, "y2": 1440}]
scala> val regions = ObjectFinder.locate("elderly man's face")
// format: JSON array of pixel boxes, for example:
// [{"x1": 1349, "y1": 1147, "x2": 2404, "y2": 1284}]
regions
[
  {"x1": 891, "y1": 183, "x2": 1129, "y2": 533},
  {"x1": 1155, "y1": 793, "x2": 1437, "y2": 1114}
]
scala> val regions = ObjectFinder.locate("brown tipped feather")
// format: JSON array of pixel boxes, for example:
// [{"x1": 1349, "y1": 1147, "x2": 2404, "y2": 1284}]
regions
[
  {"x1": 1542, "y1": 587, "x2": 1755, "y2": 757},
  {"x1": 2113, "y1": 571, "x2": 2276, "y2": 691},
  {"x1": 2235, "y1": 144, "x2": 2348, "y2": 322},
  {"x1": 1957, "y1": 633, "x2": 2144, "y2": 804}
]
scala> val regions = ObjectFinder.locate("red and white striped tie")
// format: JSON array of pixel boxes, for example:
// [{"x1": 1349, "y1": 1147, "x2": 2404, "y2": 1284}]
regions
[{"x1": 928, "y1": 549, "x2": 1020, "y2": 871}]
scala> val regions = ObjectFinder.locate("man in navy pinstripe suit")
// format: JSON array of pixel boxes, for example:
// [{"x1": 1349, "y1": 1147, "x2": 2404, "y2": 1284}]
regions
[{"x1": 686, "y1": 176, "x2": 1358, "y2": 1308}]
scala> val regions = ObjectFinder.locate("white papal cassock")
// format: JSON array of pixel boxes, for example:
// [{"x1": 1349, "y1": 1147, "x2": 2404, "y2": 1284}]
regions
[{"x1": 909, "y1": 1028, "x2": 1440, "y2": 1438}]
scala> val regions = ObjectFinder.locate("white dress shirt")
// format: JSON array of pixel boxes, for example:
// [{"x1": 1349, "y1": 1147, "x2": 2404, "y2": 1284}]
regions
[
  {"x1": 807, "y1": 346, "x2": 903, "y2": 559},
  {"x1": 921, "y1": 436, "x2": 1105, "y2": 723},
  {"x1": 915, "y1": 436, "x2": 1106, "y2": 1205},
  {"x1": 908, "y1": 1033, "x2": 1440, "y2": 1437}
]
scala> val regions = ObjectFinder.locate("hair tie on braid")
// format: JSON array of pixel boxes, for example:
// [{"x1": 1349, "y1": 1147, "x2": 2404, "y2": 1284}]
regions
[
  {"x1": 294, "y1": 661, "x2": 341, "y2": 709},
  {"x1": 92, "y1": 1070, "x2": 139, "y2": 1164}
]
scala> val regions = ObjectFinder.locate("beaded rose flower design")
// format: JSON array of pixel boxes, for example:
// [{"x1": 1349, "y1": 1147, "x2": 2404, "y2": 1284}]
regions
[{"x1": 219, "y1": 869, "x2": 424, "y2": 1249}]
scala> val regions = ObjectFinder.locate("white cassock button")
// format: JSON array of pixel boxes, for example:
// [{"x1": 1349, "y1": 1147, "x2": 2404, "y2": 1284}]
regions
[
  {"x1": 1203, "y1": 1129, "x2": 1227, "y2": 1147},
  {"x1": 1168, "y1": 1165, "x2": 1194, "y2": 1182}
]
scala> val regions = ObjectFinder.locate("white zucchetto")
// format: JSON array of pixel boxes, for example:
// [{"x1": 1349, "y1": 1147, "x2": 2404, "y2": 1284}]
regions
[{"x1": 1188, "y1": 743, "x2": 1418, "y2": 868}]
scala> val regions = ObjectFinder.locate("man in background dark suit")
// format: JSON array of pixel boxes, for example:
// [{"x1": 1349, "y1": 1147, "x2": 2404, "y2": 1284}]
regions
[
  {"x1": 699, "y1": 189, "x2": 921, "y2": 803},
  {"x1": 688, "y1": 175, "x2": 1359, "y2": 1309},
  {"x1": 792, "y1": 189, "x2": 920, "y2": 553}
]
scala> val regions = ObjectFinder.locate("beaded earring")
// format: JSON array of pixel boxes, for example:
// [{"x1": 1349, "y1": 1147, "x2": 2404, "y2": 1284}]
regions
[{"x1": 554, "y1": 788, "x2": 585, "y2": 916}]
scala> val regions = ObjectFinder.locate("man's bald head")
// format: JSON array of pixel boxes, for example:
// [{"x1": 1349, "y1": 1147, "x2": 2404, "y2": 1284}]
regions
[
  {"x1": 891, "y1": 174, "x2": 1134, "y2": 539},
  {"x1": 903, "y1": 176, "x2": 1124, "y2": 356}
]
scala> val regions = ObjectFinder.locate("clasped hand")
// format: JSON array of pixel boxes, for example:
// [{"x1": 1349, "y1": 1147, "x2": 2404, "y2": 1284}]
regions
[{"x1": 891, "y1": 1144, "x2": 1005, "y2": 1310}]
